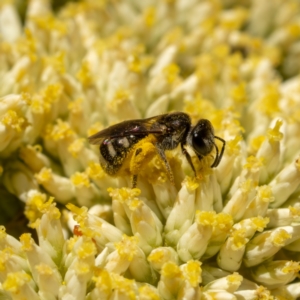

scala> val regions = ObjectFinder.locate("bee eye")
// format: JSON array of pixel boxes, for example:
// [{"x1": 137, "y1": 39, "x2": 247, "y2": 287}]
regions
[
  {"x1": 192, "y1": 132, "x2": 208, "y2": 155},
  {"x1": 190, "y1": 119, "x2": 214, "y2": 156}
]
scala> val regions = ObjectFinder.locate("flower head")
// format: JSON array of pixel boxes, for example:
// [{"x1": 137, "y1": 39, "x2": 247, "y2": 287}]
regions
[{"x1": 1, "y1": 0, "x2": 300, "y2": 299}]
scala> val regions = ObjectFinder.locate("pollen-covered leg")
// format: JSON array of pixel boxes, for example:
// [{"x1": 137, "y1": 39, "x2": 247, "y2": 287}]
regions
[
  {"x1": 156, "y1": 145, "x2": 175, "y2": 185},
  {"x1": 130, "y1": 143, "x2": 156, "y2": 187},
  {"x1": 131, "y1": 174, "x2": 138, "y2": 188}
]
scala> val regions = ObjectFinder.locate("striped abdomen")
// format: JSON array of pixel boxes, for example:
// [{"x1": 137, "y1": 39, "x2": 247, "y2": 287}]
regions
[{"x1": 99, "y1": 134, "x2": 147, "y2": 175}]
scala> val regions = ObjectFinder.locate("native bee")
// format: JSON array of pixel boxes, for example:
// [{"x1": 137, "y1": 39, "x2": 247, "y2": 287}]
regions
[{"x1": 88, "y1": 112, "x2": 225, "y2": 188}]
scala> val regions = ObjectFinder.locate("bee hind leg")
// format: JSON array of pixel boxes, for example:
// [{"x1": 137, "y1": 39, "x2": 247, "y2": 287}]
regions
[
  {"x1": 131, "y1": 174, "x2": 138, "y2": 188},
  {"x1": 156, "y1": 145, "x2": 175, "y2": 185}
]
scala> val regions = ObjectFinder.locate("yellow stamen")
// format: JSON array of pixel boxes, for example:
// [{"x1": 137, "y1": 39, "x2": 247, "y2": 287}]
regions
[
  {"x1": 86, "y1": 162, "x2": 106, "y2": 180},
  {"x1": 143, "y1": 7, "x2": 156, "y2": 27},
  {"x1": 272, "y1": 229, "x2": 291, "y2": 246},
  {"x1": 267, "y1": 120, "x2": 283, "y2": 143},
  {"x1": 35, "y1": 167, "x2": 53, "y2": 183},
  {"x1": 115, "y1": 235, "x2": 139, "y2": 261},
  {"x1": 2, "y1": 272, "x2": 31, "y2": 293},
  {"x1": 1, "y1": 110, "x2": 28, "y2": 132}
]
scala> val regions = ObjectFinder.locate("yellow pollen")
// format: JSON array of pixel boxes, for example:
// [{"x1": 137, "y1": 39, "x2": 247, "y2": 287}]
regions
[
  {"x1": 196, "y1": 211, "x2": 216, "y2": 226},
  {"x1": 76, "y1": 61, "x2": 93, "y2": 88},
  {"x1": 162, "y1": 26, "x2": 183, "y2": 45},
  {"x1": 77, "y1": 239, "x2": 97, "y2": 259},
  {"x1": 86, "y1": 162, "x2": 106, "y2": 179},
  {"x1": 226, "y1": 135, "x2": 242, "y2": 156},
  {"x1": 183, "y1": 176, "x2": 200, "y2": 191},
  {"x1": 0, "y1": 249, "x2": 11, "y2": 272},
  {"x1": 139, "y1": 285, "x2": 160, "y2": 300},
  {"x1": 43, "y1": 51, "x2": 65, "y2": 74},
  {"x1": 66, "y1": 203, "x2": 88, "y2": 217},
  {"x1": 287, "y1": 23, "x2": 300, "y2": 38},
  {"x1": 282, "y1": 261, "x2": 300, "y2": 274},
  {"x1": 128, "y1": 198, "x2": 142, "y2": 211},
  {"x1": 2, "y1": 272, "x2": 31, "y2": 293},
  {"x1": 18, "y1": 29, "x2": 36, "y2": 61},
  {"x1": 32, "y1": 14, "x2": 67, "y2": 35},
  {"x1": 35, "y1": 264, "x2": 54, "y2": 275},
  {"x1": 161, "y1": 261, "x2": 182, "y2": 278},
  {"x1": 80, "y1": 227, "x2": 98, "y2": 239},
  {"x1": 267, "y1": 120, "x2": 283, "y2": 142},
  {"x1": 213, "y1": 44, "x2": 230, "y2": 60},
  {"x1": 185, "y1": 260, "x2": 202, "y2": 287},
  {"x1": 87, "y1": 122, "x2": 103, "y2": 137},
  {"x1": 24, "y1": 192, "x2": 57, "y2": 227},
  {"x1": 115, "y1": 235, "x2": 139, "y2": 261},
  {"x1": 231, "y1": 229, "x2": 248, "y2": 249},
  {"x1": 240, "y1": 179, "x2": 254, "y2": 193},
  {"x1": 110, "y1": 273, "x2": 136, "y2": 299},
  {"x1": 163, "y1": 63, "x2": 180, "y2": 84},
  {"x1": 49, "y1": 119, "x2": 75, "y2": 141},
  {"x1": 68, "y1": 98, "x2": 83, "y2": 114},
  {"x1": 289, "y1": 206, "x2": 300, "y2": 217},
  {"x1": 243, "y1": 156, "x2": 264, "y2": 170},
  {"x1": 1, "y1": 110, "x2": 27, "y2": 132},
  {"x1": 258, "y1": 185, "x2": 274, "y2": 203},
  {"x1": 251, "y1": 217, "x2": 269, "y2": 232},
  {"x1": 143, "y1": 7, "x2": 156, "y2": 27},
  {"x1": 20, "y1": 234, "x2": 34, "y2": 251},
  {"x1": 68, "y1": 139, "x2": 85, "y2": 158},
  {"x1": 66, "y1": 237, "x2": 79, "y2": 253},
  {"x1": 42, "y1": 83, "x2": 63, "y2": 104},
  {"x1": 256, "y1": 286, "x2": 272, "y2": 298},
  {"x1": 220, "y1": 8, "x2": 248, "y2": 30},
  {"x1": 230, "y1": 82, "x2": 247, "y2": 104},
  {"x1": 249, "y1": 135, "x2": 265, "y2": 154},
  {"x1": 108, "y1": 187, "x2": 141, "y2": 203},
  {"x1": 35, "y1": 168, "x2": 53, "y2": 183},
  {"x1": 108, "y1": 89, "x2": 131, "y2": 112},
  {"x1": 227, "y1": 272, "x2": 243, "y2": 283},
  {"x1": 147, "y1": 249, "x2": 165, "y2": 263},
  {"x1": 93, "y1": 269, "x2": 112, "y2": 295},
  {"x1": 258, "y1": 83, "x2": 281, "y2": 116},
  {"x1": 214, "y1": 213, "x2": 234, "y2": 232},
  {"x1": 30, "y1": 96, "x2": 47, "y2": 114},
  {"x1": 127, "y1": 54, "x2": 142, "y2": 73},
  {"x1": 21, "y1": 92, "x2": 32, "y2": 105},
  {"x1": 131, "y1": 142, "x2": 157, "y2": 175},
  {"x1": 272, "y1": 229, "x2": 291, "y2": 246},
  {"x1": 75, "y1": 262, "x2": 90, "y2": 275},
  {"x1": 183, "y1": 94, "x2": 216, "y2": 121}
]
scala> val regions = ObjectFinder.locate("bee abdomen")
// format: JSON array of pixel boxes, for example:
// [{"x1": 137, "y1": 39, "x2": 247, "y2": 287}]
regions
[{"x1": 99, "y1": 135, "x2": 145, "y2": 175}]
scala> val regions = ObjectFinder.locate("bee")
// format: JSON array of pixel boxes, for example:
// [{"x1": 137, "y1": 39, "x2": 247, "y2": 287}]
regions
[{"x1": 88, "y1": 112, "x2": 225, "y2": 188}]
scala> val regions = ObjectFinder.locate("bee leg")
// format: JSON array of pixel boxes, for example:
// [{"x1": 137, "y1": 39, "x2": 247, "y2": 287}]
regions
[
  {"x1": 181, "y1": 144, "x2": 197, "y2": 176},
  {"x1": 130, "y1": 147, "x2": 143, "y2": 188},
  {"x1": 131, "y1": 174, "x2": 138, "y2": 188},
  {"x1": 156, "y1": 145, "x2": 175, "y2": 185},
  {"x1": 213, "y1": 136, "x2": 226, "y2": 167}
]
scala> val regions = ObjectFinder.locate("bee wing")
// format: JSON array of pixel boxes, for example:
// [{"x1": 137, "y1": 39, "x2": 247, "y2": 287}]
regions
[{"x1": 88, "y1": 115, "x2": 167, "y2": 145}]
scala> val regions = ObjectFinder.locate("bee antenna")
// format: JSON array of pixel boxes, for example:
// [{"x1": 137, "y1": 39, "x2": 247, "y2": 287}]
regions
[{"x1": 211, "y1": 136, "x2": 226, "y2": 168}]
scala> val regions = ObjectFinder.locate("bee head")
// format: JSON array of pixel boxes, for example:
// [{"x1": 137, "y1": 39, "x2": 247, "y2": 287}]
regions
[{"x1": 189, "y1": 119, "x2": 215, "y2": 156}]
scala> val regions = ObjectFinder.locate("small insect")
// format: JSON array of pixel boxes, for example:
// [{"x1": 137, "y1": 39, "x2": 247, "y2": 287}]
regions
[{"x1": 88, "y1": 112, "x2": 225, "y2": 188}]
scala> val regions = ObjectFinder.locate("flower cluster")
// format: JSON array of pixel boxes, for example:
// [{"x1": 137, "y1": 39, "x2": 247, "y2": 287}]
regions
[{"x1": 1, "y1": 0, "x2": 300, "y2": 299}]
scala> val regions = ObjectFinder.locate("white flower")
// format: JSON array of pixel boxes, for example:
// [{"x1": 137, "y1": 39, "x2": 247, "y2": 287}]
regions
[{"x1": 1, "y1": 0, "x2": 300, "y2": 299}]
